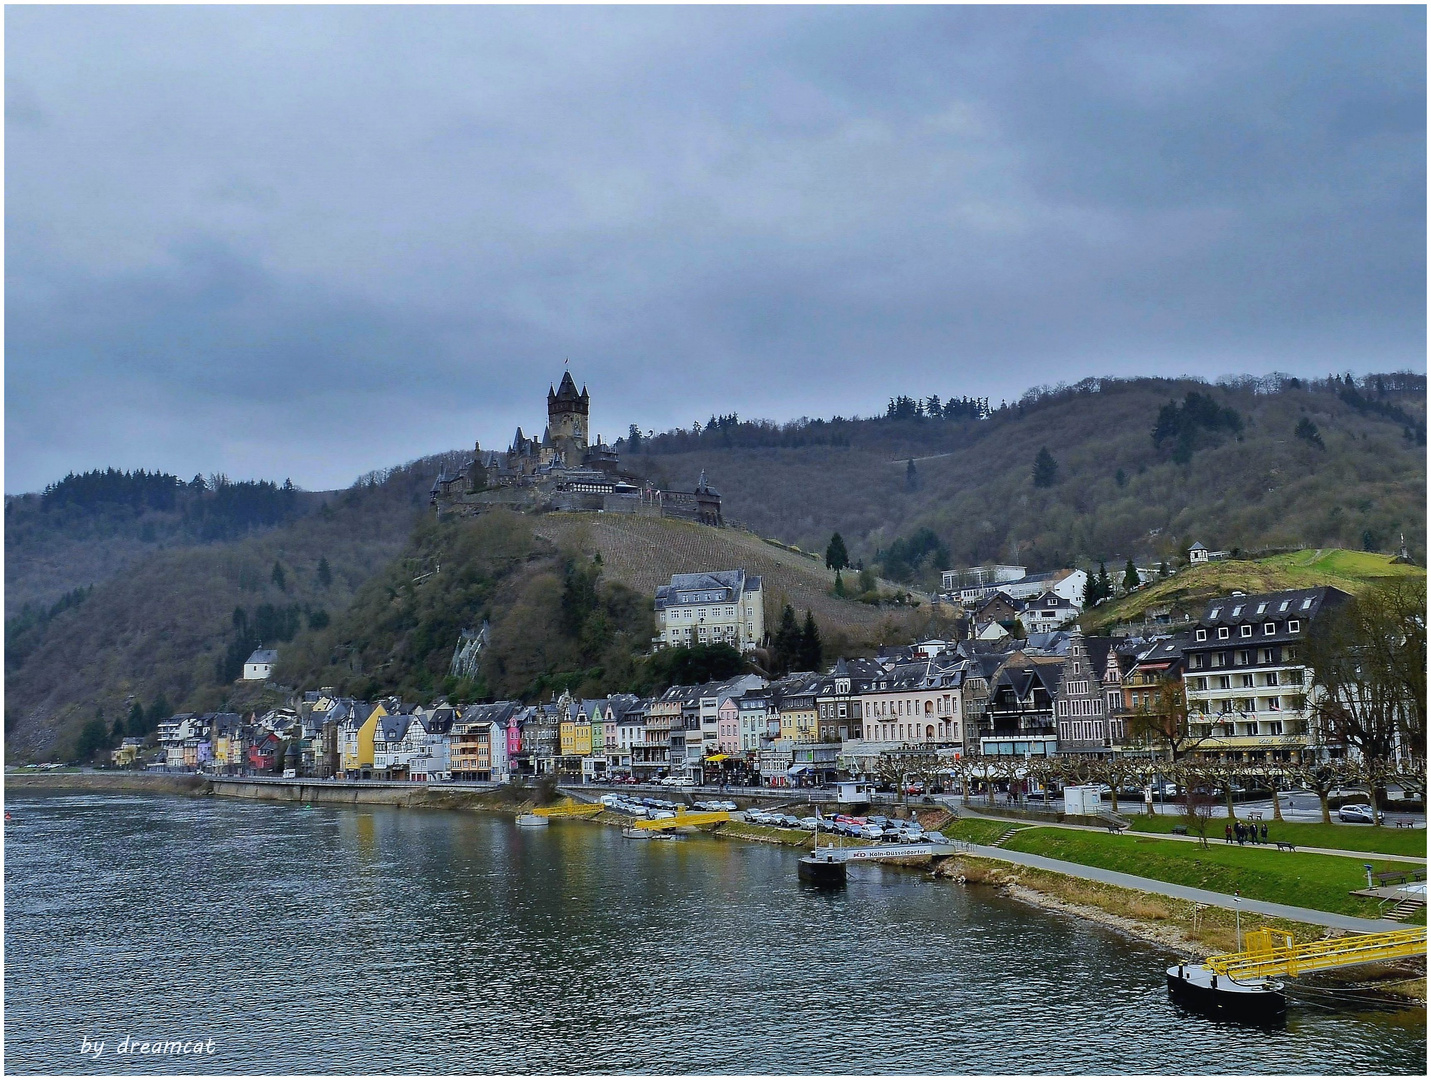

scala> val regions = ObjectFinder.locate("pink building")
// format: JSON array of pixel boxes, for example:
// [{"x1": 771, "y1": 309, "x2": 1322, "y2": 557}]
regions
[{"x1": 717, "y1": 695, "x2": 742, "y2": 756}]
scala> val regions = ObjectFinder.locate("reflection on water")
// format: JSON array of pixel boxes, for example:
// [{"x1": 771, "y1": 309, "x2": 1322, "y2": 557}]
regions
[{"x1": 4, "y1": 793, "x2": 1425, "y2": 1074}]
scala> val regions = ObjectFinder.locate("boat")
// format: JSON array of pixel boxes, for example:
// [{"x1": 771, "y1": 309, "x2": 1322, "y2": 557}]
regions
[
  {"x1": 622, "y1": 826, "x2": 676, "y2": 840},
  {"x1": 798, "y1": 811, "x2": 848, "y2": 886},
  {"x1": 1166, "y1": 962, "x2": 1286, "y2": 1023},
  {"x1": 515, "y1": 813, "x2": 549, "y2": 828}
]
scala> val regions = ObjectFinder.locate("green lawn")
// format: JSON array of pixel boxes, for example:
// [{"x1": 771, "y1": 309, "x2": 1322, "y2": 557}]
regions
[
  {"x1": 1002, "y1": 827, "x2": 1406, "y2": 917},
  {"x1": 942, "y1": 818, "x2": 1029, "y2": 846},
  {"x1": 1126, "y1": 813, "x2": 1428, "y2": 857}
]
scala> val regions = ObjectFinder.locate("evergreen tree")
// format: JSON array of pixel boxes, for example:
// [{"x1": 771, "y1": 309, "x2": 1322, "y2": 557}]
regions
[
  {"x1": 799, "y1": 611, "x2": 823, "y2": 672},
  {"x1": 271, "y1": 561, "x2": 287, "y2": 592},
  {"x1": 75, "y1": 714, "x2": 111, "y2": 762},
  {"x1": 127, "y1": 701, "x2": 146, "y2": 739},
  {"x1": 1032, "y1": 447, "x2": 1059, "y2": 487},
  {"x1": 1123, "y1": 559, "x2": 1140, "y2": 592},
  {"x1": 316, "y1": 556, "x2": 333, "y2": 588},
  {"x1": 1097, "y1": 561, "x2": 1111, "y2": 603},
  {"x1": 833, "y1": 570, "x2": 846, "y2": 597},
  {"x1": 825, "y1": 532, "x2": 849, "y2": 571},
  {"x1": 771, "y1": 604, "x2": 801, "y2": 675},
  {"x1": 1159, "y1": 560, "x2": 1169, "y2": 577},
  {"x1": 905, "y1": 458, "x2": 918, "y2": 491},
  {"x1": 858, "y1": 566, "x2": 877, "y2": 595},
  {"x1": 627, "y1": 424, "x2": 643, "y2": 451}
]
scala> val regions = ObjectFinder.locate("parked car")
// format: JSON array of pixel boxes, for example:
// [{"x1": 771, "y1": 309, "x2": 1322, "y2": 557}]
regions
[{"x1": 1338, "y1": 804, "x2": 1385, "y2": 824}]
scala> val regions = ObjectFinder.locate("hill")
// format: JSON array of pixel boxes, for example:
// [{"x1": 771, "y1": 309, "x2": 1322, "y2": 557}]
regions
[
  {"x1": 623, "y1": 374, "x2": 1426, "y2": 587},
  {"x1": 530, "y1": 513, "x2": 940, "y2": 651},
  {"x1": 2, "y1": 463, "x2": 438, "y2": 758},
  {"x1": 1081, "y1": 549, "x2": 1427, "y2": 633}
]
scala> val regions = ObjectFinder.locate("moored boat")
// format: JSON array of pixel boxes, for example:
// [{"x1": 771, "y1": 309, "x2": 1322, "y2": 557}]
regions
[
  {"x1": 1166, "y1": 963, "x2": 1286, "y2": 1023},
  {"x1": 798, "y1": 849, "x2": 847, "y2": 886}
]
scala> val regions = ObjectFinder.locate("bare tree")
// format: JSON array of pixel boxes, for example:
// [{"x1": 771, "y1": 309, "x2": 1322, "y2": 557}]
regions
[
  {"x1": 1307, "y1": 582, "x2": 1426, "y2": 767},
  {"x1": 1127, "y1": 676, "x2": 1208, "y2": 762},
  {"x1": 1199, "y1": 759, "x2": 1249, "y2": 821},
  {"x1": 1101, "y1": 755, "x2": 1149, "y2": 816},
  {"x1": 1240, "y1": 757, "x2": 1292, "y2": 822},
  {"x1": 1293, "y1": 757, "x2": 1352, "y2": 824},
  {"x1": 1178, "y1": 765, "x2": 1217, "y2": 848}
]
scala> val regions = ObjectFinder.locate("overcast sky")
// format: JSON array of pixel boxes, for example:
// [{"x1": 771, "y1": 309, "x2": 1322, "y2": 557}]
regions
[{"x1": 6, "y1": 5, "x2": 1425, "y2": 493}]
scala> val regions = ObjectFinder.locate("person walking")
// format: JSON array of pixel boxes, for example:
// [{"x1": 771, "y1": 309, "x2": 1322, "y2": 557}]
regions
[
  {"x1": 1225, "y1": 823, "x2": 1233, "y2": 844},
  {"x1": 1260, "y1": 822, "x2": 1268, "y2": 844}
]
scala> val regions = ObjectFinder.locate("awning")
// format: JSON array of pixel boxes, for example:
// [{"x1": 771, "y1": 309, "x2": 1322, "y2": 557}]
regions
[
  {"x1": 786, "y1": 764, "x2": 811, "y2": 774},
  {"x1": 705, "y1": 754, "x2": 730, "y2": 763}
]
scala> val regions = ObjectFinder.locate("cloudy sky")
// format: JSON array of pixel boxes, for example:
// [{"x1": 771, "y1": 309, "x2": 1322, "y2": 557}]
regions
[{"x1": 6, "y1": 5, "x2": 1425, "y2": 493}]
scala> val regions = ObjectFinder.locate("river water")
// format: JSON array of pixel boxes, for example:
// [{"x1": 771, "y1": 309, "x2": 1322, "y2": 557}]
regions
[{"x1": 3, "y1": 792, "x2": 1425, "y2": 1074}]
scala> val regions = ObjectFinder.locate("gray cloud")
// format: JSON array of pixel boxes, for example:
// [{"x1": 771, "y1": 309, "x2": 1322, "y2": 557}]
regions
[{"x1": 5, "y1": 5, "x2": 1424, "y2": 492}]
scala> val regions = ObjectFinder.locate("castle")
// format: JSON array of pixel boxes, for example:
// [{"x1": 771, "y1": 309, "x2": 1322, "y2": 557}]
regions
[{"x1": 431, "y1": 370, "x2": 722, "y2": 525}]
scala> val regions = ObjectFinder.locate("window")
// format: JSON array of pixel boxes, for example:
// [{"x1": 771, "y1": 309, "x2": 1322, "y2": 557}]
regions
[
  {"x1": 1287, "y1": 620, "x2": 1300, "y2": 633},
  {"x1": 1218, "y1": 676, "x2": 1231, "y2": 690},
  {"x1": 1279, "y1": 600, "x2": 1290, "y2": 612},
  {"x1": 1267, "y1": 697, "x2": 1280, "y2": 711},
  {"x1": 1217, "y1": 627, "x2": 1230, "y2": 640},
  {"x1": 1210, "y1": 607, "x2": 1221, "y2": 619},
  {"x1": 1240, "y1": 624, "x2": 1253, "y2": 638},
  {"x1": 1301, "y1": 598, "x2": 1313, "y2": 610},
  {"x1": 1231, "y1": 605, "x2": 1243, "y2": 617},
  {"x1": 1240, "y1": 674, "x2": 1254, "y2": 688},
  {"x1": 1237, "y1": 651, "x2": 1251, "y2": 665},
  {"x1": 1264, "y1": 622, "x2": 1276, "y2": 635},
  {"x1": 1195, "y1": 629, "x2": 1207, "y2": 641},
  {"x1": 1256, "y1": 603, "x2": 1267, "y2": 615},
  {"x1": 1261, "y1": 648, "x2": 1274, "y2": 664}
]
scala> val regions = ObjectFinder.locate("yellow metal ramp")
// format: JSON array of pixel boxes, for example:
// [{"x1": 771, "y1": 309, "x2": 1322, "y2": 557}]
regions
[
  {"x1": 632, "y1": 810, "x2": 731, "y2": 830},
  {"x1": 531, "y1": 801, "x2": 605, "y2": 818},
  {"x1": 1206, "y1": 926, "x2": 1426, "y2": 980}
]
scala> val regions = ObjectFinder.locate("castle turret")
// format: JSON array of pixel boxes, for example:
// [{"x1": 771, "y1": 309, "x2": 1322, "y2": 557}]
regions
[{"x1": 547, "y1": 370, "x2": 590, "y2": 466}]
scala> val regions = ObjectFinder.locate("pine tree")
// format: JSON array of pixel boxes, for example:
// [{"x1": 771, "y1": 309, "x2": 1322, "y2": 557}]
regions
[
  {"x1": 316, "y1": 556, "x2": 333, "y2": 588},
  {"x1": 825, "y1": 532, "x2": 849, "y2": 571},
  {"x1": 1033, "y1": 447, "x2": 1059, "y2": 487},
  {"x1": 271, "y1": 561, "x2": 287, "y2": 592},
  {"x1": 833, "y1": 570, "x2": 846, "y2": 597},
  {"x1": 1123, "y1": 559, "x2": 1140, "y2": 592},
  {"x1": 799, "y1": 611, "x2": 823, "y2": 672},
  {"x1": 127, "y1": 701, "x2": 146, "y2": 738},
  {"x1": 771, "y1": 604, "x2": 801, "y2": 675},
  {"x1": 905, "y1": 459, "x2": 918, "y2": 491},
  {"x1": 1098, "y1": 561, "x2": 1111, "y2": 602}
]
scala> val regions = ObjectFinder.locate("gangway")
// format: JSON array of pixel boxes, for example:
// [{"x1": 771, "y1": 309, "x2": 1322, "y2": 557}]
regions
[
  {"x1": 811, "y1": 841, "x2": 956, "y2": 862},
  {"x1": 1205, "y1": 926, "x2": 1426, "y2": 981},
  {"x1": 632, "y1": 810, "x2": 731, "y2": 830},
  {"x1": 531, "y1": 801, "x2": 606, "y2": 819}
]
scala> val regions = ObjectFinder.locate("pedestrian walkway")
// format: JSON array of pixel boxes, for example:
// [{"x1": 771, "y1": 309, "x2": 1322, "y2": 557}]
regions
[
  {"x1": 962, "y1": 840, "x2": 1403, "y2": 932},
  {"x1": 953, "y1": 802, "x2": 1427, "y2": 865}
]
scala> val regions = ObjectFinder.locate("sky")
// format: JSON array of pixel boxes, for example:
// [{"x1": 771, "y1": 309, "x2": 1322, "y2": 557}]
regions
[{"x1": 5, "y1": 5, "x2": 1426, "y2": 494}]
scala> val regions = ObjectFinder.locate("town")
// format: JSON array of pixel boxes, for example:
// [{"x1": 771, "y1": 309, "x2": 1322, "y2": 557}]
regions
[{"x1": 107, "y1": 567, "x2": 1421, "y2": 823}]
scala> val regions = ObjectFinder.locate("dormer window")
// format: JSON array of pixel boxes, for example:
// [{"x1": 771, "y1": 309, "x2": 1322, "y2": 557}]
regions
[
  {"x1": 1196, "y1": 628, "x2": 1207, "y2": 641},
  {"x1": 1217, "y1": 627, "x2": 1230, "y2": 640},
  {"x1": 1240, "y1": 625, "x2": 1253, "y2": 638},
  {"x1": 1264, "y1": 623, "x2": 1276, "y2": 635},
  {"x1": 1288, "y1": 619, "x2": 1301, "y2": 633}
]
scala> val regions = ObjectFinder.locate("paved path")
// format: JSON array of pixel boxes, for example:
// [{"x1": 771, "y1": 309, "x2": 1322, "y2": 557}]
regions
[
  {"x1": 954, "y1": 802, "x2": 1427, "y2": 865},
  {"x1": 961, "y1": 841, "x2": 1404, "y2": 932}
]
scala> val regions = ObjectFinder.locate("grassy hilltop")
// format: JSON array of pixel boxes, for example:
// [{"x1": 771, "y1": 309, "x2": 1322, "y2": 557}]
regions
[{"x1": 1083, "y1": 548, "x2": 1427, "y2": 631}]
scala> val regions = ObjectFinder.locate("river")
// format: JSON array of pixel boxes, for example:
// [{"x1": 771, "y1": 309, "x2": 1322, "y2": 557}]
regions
[{"x1": 3, "y1": 793, "x2": 1425, "y2": 1074}]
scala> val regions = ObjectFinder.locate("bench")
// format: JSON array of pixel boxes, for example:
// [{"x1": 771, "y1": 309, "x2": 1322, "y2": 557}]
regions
[
  {"x1": 1170, "y1": 825, "x2": 1189, "y2": 836},
  {"x1": 1373, "y1": 869, "x2": 1427, "y2": 887},
  {"x1": 1395, "y1": 820, "x2": 1413, "y2": 829},
  {"x1": 1275, "y1": 841, "x2": 1296, "y2": 852}
]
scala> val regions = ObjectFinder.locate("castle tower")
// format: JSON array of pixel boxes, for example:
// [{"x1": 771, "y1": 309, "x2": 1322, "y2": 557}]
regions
[{"x1": 547, "y1": 371, "x2": 590, "y2": 467}]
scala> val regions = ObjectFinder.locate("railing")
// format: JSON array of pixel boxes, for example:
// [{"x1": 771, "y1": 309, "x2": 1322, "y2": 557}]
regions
[{"x1": 1205, "y1": 927, "x2": 1427, "y2": 980}]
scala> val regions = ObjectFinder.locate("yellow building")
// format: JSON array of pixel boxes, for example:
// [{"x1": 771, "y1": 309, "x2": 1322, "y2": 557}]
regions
[
  {"x1": 560, "y1": 715, "x2": 593, "y2": 756},
  {"x1": 776, "y1": 678, "x2": 820, "y2": 742},
  {"x1": 342, "y1": 703, "x2": 384, "y2": 776}
]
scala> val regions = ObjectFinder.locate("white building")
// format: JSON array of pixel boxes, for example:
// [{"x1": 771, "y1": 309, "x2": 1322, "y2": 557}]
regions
[
  {"x1": 653, "y1": 570, "x2": 764, "y2": 652},
  {"x1": 999, "y1": 568, "x2": 1088, "y2": 609},
  {"x1": 242, "y1": 649, "x2": 278, "y2": 681}
]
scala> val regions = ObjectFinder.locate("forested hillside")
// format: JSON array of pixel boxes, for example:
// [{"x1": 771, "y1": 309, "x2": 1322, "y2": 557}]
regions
[
  {"x1": 6, "y1": 370, "x2": 1423, "y2": 759},
  {"x1": 622, "y1": 373, "x2": 1425, "y2": 589},
  {"x1": 3, "y1": 461, "x2": 439, "y2": 757}
]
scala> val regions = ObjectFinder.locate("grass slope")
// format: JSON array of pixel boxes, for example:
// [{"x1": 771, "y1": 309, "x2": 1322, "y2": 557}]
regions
[
  {"x1": 1083, "y1": 548, "x2": 1425, "y2": 631},
  {"x1": 1125, "y1": 813, "x2": 1428, "y2": 857},
  {"x1": 532, "y1": 513, "x2": 936, "y2": 650},
  {"x1": 1002, "y1": 827, "x2": 1400, "y2": 917}
]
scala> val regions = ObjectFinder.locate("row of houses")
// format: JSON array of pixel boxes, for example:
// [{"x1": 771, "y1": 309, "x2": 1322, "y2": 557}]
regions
[{"x1": 135, "y1": 585, "x2": 1360, "y2": 781}]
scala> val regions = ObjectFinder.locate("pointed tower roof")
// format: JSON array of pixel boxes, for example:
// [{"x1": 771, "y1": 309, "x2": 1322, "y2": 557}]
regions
[{"x1": 551, "y1": 371, "x2": 582, "y2": 401}]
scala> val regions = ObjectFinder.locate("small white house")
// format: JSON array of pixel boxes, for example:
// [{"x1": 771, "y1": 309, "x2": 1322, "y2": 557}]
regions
[
  {"x1": 834, "y1": 780, "x2": 876, "y2": 804},
  {"x1": 1063, "y1": 784, "x2": 1104, "y2": 817},
  {"x1": 243, "y1": 649, "x2": 278, "y2": 681}
]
